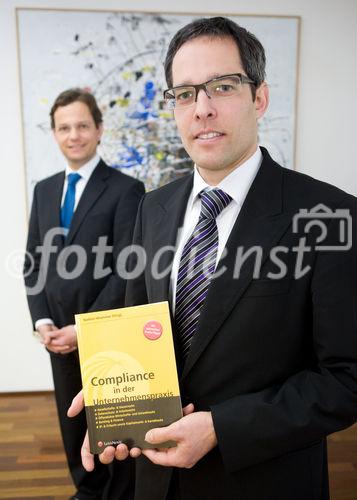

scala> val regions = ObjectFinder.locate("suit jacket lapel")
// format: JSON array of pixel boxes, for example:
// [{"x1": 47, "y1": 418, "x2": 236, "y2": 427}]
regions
[
  {"x1": 147, "y1": 174, "x2": 194, "y2": 302},
  {"x1": 66, "y1": 161, "x2": 108, "y2": 245},
  {"x1": 182, "y1": 151, "x2": 293, "y2": 379},
  {"x1": 45, "y1": 171, "x2": 64, "y2": 228},
  {"x1": 42, "y1": 172, "x2": 65, "y2": 249}
]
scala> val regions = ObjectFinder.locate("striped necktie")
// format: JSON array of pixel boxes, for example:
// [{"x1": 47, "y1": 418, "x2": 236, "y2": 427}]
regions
[
  {"x1": 175, "y1": 188, "x2": 232, "y2": 358},
  {"x1": 60, "y1": 173, "x2": 81, "y2": 231}
]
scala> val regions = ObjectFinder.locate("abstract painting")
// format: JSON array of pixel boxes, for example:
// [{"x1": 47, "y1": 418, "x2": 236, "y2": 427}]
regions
[{"x1": 17, "y1": 9, "x2": 299, "y2": 205}]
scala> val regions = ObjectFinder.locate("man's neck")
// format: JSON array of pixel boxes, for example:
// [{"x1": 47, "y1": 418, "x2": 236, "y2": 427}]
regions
[
  {"x1": 196, "y1": 147, "x2": 259, "y2": 186},
  {"x1": 66, "y1": 153, "x2": 99, "y2": 172}
]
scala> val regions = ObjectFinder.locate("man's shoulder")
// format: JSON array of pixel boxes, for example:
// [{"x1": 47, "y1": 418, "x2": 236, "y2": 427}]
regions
[
  {"x1": 143, "y1": 174, "x2": 193, "y2": 204},
  {"x1": 261, "y1": 149, "x2": 357, "y2": 211},
  {"x1": 98, "y1": 161, "x2": 145, "y2": 190},
  {"x1": 280, "y1": 164, "x2": 357, "y2": 211},
  {"x1": 35, "y1": 170, "x2": 64, "y2": 191}
]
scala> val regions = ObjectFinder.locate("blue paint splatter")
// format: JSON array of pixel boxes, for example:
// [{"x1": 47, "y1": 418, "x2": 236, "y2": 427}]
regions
[
  {"x1": 129, "y1": 80, "x2": 158, "y2": 121},
  {"x1": 114, "y1": 144, "x2": 144, "y2": 168}
]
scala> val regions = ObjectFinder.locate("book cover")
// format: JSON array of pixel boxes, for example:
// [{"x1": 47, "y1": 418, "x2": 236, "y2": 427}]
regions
[{"x1": 75, "y1": 301, "x2": 182, "y2": 454}]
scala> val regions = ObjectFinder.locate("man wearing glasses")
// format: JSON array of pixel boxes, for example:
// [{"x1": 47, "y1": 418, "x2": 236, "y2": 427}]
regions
[{"x1": 70, "y1": 16, "x2": 357, "y2": 500}]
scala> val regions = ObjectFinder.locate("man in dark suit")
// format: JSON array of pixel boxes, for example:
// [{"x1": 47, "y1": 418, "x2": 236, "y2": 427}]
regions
[
  {"x1": 70, "y1": 18, "x2": 357, "y2": 499},
  {"x1": 24, "y1": 88, "x2": 145, "y2": 500}
]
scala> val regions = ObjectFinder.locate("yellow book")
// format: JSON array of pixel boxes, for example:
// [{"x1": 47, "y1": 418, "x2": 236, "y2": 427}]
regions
[{"x1": 75, "y1": 301, "x2": 182, "y2": 453}]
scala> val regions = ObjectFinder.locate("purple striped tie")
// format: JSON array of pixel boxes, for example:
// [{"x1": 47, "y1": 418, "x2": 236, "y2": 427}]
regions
[{"x1": 175, "y1": 188, "x2": 232, "y2": 358}]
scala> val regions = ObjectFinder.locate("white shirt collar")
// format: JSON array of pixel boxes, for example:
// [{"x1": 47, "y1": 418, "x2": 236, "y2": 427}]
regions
[
  {"x1": 191, "y1": 147, "x2": 262, "y2": 209},
  {"x1": 64, "y1": 153, "x2": 100, "y2": 180}
]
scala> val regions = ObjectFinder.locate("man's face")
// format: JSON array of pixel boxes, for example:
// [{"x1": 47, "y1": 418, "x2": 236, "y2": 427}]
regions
[
  {"x1": 171, "y1": 36, "x2": 269, "y2": 184},
  {"x1": 53, "y1": 101, "x2": 103, "y2": 169}
]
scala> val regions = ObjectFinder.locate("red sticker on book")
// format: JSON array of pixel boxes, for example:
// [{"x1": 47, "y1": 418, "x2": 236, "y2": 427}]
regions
[{"x1": 143, "y1": 320, "x2": 163, "y2": 340}]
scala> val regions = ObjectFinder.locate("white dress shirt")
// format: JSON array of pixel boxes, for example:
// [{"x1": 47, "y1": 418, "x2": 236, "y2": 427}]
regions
[
  {"x1": 60, "y1": 153, "x2": 100, "y2": 209},
  {"x1": 170, "y1": 148, "x2": 262, "y2": 310},
  {"x1": 35, "y1": 154, "x2": 100, "y2": 330}
]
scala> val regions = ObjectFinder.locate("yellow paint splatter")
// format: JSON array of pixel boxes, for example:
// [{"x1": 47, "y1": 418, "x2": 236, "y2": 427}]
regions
[
  {"x1": 122, "y1": 71, "x2": 133, "y2": 80},
  {"x1": 155, "y1": 151, "x2": 165, "y2": 161},
  {"x1": 116, "y1": 98, "x2": 129, "y2": 107},
  {"x1": 158, "y1": 111, "x2": 172, "y2": 119}
]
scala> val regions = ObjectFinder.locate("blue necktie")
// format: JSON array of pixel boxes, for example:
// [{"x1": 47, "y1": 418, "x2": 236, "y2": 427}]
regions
[
  {"x1": 175, "y1": 188, "x2": 232, "y2": 358},
  {"x1": 60, "y1": 173, "x2": 81, "y2": 230}
]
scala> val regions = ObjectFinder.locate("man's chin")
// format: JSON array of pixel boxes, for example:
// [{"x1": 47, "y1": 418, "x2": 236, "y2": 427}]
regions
[
  {"x1": 196, "y1": 162, "x2": 223, "y2": 173},
  {"x1": 65, "y1": 155, "x2": 89, "y2": 165}
]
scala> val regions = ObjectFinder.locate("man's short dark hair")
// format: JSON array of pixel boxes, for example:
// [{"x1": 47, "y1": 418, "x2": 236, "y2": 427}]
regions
[
  {"x1": 164, "y1": 16, "x2": 266, "y2": 100},
  {"x1": 50, "y1": 88, "x2": 103, "y2": 129}
]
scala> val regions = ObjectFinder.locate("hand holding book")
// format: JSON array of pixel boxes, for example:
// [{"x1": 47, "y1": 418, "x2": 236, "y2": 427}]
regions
[{"x1": 68, "y1": 395, "x2": 218, "y2": 470}]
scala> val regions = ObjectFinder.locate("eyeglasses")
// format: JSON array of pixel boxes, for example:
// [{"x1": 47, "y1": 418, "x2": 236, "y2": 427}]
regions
[{"x1": 163, "y1": 73, "x2": 255, "y2": 110}]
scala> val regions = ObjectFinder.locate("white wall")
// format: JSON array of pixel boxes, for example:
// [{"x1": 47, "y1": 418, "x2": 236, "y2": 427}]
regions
[{"x1": 1, "y1": 0, "x2": 356, "y2": 392}]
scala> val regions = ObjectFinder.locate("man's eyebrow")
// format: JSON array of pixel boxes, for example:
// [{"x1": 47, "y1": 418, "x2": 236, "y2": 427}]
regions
[
  {"x1": 173, "y1": 73, "x2": 225, "y2": 87},
  {"x1": 57, "y1": 120, "x2": 90, "y2": 126}
]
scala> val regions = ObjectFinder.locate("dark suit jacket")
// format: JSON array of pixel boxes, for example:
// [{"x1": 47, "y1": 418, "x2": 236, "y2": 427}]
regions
[
  {"x1": 24, "y1": 159, "x2": 145, "y2": 327},
  {"x1": 126, "y1": 148, "x2": 357, "y2": 500}
]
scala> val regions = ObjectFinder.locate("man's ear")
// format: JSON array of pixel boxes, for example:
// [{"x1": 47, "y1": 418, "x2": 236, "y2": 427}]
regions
[
  {"x1": 97, "y1": 122, "x2": 104, "y2": 143},
  {"x1": 255, "y1": 82, "x2": 269, "y2": 119}
]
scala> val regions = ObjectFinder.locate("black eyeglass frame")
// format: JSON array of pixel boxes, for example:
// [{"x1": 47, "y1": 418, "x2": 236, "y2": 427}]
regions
[{"x1": 163, "y1": 73, "x2": 256, "y2": 106}]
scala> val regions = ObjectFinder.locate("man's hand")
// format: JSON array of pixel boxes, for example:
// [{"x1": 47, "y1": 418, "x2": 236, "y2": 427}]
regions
[
  {"x1": 141, "y1": 405, "x2": 217, "y2": 468},
  {"x1": 67, "y1": 391, "x2": 100, "y2": 472},
  {"x1": 98, "y1": 404, "x2": 217, "y2": 468},
  {"x1": 67, "y1": 389, "x2": 84, "y2": 417},
  {"x1": 37, "y1": 324, "x2": 58, "y2": 348},
  {"x1": 81, "y1": 405, "x2": 204, "y2": 468},
  {"x1": 67, "y1": 392, "x2": 96, "y2": 471},
  {"x1": 67, "y1": 390, "x2": 130, "y2": 470},
  {"x1": 67, "y1": 393, "x2": 210, "y2": 471},
  {"x1": 41, "y1": 324, "x2": 77, "y2": 354}
]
